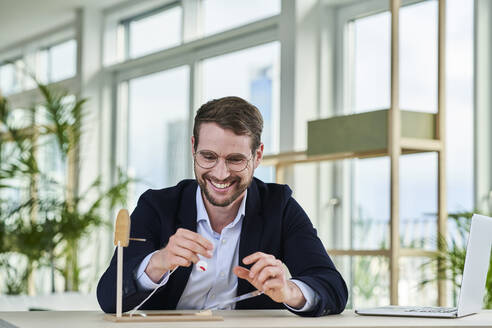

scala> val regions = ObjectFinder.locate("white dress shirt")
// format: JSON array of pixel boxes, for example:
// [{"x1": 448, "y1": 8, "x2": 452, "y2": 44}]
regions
[{"x1": 135, "y1": 186, "x2": 319, "y2": 311}]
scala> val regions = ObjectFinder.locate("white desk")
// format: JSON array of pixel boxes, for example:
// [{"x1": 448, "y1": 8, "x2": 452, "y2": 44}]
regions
[{"x1": 1, "y1": 310, "x2": 491, "y2": 328}]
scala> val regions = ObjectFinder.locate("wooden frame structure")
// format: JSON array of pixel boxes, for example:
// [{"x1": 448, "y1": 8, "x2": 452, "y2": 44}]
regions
[{"x1": 262, "y1": 0, "x2": 447, "y2": 306}]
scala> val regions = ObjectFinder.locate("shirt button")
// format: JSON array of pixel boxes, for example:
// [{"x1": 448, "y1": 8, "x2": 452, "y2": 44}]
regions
[
  {"x1": 221, "y1": 239, "x2": 227, "y2": 244},
  {"x1": 210, "y1": 294, "x2": 215, "y2": 299},
  {"x1": 220, "y1": 272, "x2": 225, "y2": 277}
]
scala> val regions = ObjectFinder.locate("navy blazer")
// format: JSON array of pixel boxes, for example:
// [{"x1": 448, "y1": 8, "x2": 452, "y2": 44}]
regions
[{"x1": 97, "y1": 178, "x2": 348, "y2": 317}]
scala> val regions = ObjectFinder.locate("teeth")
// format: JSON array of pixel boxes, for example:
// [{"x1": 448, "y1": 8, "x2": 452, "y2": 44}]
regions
[{"x1": 211, "y1": 181, "x2": 231, "y2": 189}]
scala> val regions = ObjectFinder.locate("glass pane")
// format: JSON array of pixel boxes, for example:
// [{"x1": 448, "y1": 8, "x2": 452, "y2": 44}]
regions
[
  {"x1": 37, "y1": 134, "x2": 66, "y2": 201},
  {"x1": 353, "y1": 11, "x2": 390, "y2": 113},
  {"x1": 50, "y1": 39, "x2": 77, "y2": 82},
  {"x1": 0, "y1": 62, "x2": 22, "y2": 95},
  {"x1": 400, "y1": 153, "x2": 437, "y2": 250},
  {"x1": 292, "y1": 162, "x2": 320, "y2": 226},
  {"x1": 127, "y1": 66, "x2": 189, "y2": 207},
  {"x1": 332, "y1": 255, "x2": 390, "y2": 308},
  {"x1": 446, "y1": 0, "x2": 473, "y2": 213},
  {"x1": 129, "y1": 6, "x2": 182, "y2": 58},
  {"x1": 353, "y1": 157, "x2": 390, "y2": 249},
  {"x1": 399, "y1": 256, "x2": 438, "y2": 306},
  {"x1": 202, "y1": 0, "x2": 280, "y2": 36},
  {"x1": 38, "y1": 134, "x2": 65, "y2": 180},
  {"x1": 400, "y1": 0, "x2": 437, "y2": 112}
]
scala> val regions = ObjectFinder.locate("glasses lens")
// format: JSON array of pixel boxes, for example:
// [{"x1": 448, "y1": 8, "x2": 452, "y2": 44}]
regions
[
  {"x1": 226, "y1": 157, "x2": 248, "y2": 172},
  {"x1": 196, "y1": 151, "x2": 217, "y2": 168}
]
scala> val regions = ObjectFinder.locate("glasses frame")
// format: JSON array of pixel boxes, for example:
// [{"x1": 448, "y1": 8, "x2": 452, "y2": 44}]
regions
[{"x1": 193, "y1": 149, "x2": 253, "y2": 172}]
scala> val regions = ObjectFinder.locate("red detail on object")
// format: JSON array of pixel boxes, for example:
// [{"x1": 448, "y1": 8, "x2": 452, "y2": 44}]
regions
[{"x1": 199, "y1": 266, "x2": 206, "y2": 271}]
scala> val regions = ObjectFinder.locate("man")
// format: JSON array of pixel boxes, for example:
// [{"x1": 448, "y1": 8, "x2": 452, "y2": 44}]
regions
[{"x1": 97, "y1": 96, "x2": 348, "y2": 317}]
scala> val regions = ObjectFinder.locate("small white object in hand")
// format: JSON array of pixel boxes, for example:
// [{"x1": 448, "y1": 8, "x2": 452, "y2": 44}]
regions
[{"x1": 196, "y1": 260, "x2": 208, "y2": 272}]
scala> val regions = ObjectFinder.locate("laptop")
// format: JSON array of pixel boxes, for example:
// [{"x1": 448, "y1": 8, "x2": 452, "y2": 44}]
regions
[{"x1": 355, "y1": 214, "x2": 492, "y2": 318}]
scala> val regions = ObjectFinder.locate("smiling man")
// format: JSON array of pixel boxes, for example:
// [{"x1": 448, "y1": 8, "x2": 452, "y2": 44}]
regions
[{"x1": 97, "y1": 96, "x2": 348, "y2": 317}]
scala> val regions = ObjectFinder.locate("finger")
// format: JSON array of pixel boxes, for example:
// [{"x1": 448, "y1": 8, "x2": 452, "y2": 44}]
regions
[
  {"x1": 249, "y1": 256, "x2": 277, "y2": 278},
  {"x1": 234, "y1": 266, "x2": 262, "y2": 291},
  {"x1": 177, "y1": 228, "x2": 214, "y2": 251},
  {"x1": 242, "y1": 252, "x2": 267, "y2": 265},
  {"x1": 257, "y1": 266, "x2": 283, "y2": 285},
  {"x1": 233, "y1": 266, "x2": 251, "y2": 280},
  {"x1": 173, "y1": 245, "x2": 200, "y2": 264},
  {"x1": 177, "y1": 237, "x2": 213, "y2": 258}
]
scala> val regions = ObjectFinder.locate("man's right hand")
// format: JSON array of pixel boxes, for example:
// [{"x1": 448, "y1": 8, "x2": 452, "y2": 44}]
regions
[{"x1": 145, "y1": 228, "x2": 214, "y2": 283}]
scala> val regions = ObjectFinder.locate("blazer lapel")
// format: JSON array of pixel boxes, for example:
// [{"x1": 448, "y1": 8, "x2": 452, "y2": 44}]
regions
[{"x1": 237, "y1": 179, "x2": 264, "y2": 296}]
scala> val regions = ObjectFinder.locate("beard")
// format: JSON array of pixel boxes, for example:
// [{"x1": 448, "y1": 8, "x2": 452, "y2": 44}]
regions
[{"x1": 195, "y1": 168, "x2": 252, "y2": 207}]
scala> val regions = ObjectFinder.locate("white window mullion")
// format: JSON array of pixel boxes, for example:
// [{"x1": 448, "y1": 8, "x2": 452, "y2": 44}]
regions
[{"x1": 474, "y1": 0, "x2": 492, "y2": 211}]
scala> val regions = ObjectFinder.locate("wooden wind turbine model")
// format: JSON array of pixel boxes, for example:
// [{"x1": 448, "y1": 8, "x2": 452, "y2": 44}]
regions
[{"x1": 106, "y1": 209, "x2": 222, "y2": 322}]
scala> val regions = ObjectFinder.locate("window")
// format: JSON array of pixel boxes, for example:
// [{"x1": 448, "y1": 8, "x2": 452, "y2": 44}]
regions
[
  {"x1": 0, "y1": 59, "x2": 23, "y2": 95},
  {"x1": 38, "y1": 39, "x2": 77, "y2": 84},
  {"x1": 49, "y1": 40, "x2": 77, "y2": 82},
  {"x1": 352, "y1": 11, "x2": 390, "y2": 113},
  {"x1": 125, "y1": 66, "x2": 189, "y2": 206},
  {"x1": 201, "y1": 0, "x2": 280, "y2": 36},
  {"x1": 122, "y1": 5, "x2": 182, "y2": 59}
]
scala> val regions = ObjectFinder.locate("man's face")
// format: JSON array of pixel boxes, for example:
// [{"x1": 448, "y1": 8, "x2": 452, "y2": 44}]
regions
[{"x1": 192, "y1": 122, "x2": 263, "y2": 208}]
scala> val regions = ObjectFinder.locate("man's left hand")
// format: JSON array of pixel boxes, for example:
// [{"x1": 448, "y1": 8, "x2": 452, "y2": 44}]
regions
[{"x1": 233, "y1": 252, "x2": 306, "y2": 309}]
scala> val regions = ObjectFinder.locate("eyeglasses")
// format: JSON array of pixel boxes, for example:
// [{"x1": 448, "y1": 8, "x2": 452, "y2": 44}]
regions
[{"x1": 194, "y1": 150, "x2": 252, "y2": 172}]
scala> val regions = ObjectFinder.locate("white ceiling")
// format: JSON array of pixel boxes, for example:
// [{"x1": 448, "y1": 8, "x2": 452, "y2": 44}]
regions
[{"x1": 0, "y1": 0, "x2": 126, "y2": 49}]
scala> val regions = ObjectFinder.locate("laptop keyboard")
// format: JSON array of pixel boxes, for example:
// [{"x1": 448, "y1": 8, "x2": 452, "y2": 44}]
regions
[{"x1": 404, "y1": 306, "x2": 457, "y2": 313}]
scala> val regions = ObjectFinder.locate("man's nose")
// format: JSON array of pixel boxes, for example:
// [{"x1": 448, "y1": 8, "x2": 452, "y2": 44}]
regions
[{"x1": 212, "y1": 158, "x2": 230, "y2": 180}]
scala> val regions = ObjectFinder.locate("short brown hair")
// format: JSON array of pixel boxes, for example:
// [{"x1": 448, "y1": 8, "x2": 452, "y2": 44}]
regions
[{"x1": 193, "y1": 96, "x2": 263, "y2": 153}]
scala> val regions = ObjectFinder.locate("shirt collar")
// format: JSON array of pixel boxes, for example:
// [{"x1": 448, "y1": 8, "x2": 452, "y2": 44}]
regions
[{"x1": 196, "y1": 185, "x2": 247, "y2": 229}]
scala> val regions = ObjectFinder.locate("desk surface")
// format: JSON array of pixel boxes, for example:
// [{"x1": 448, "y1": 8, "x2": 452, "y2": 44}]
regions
[{"x1": 1, "y1": 310, "x2": 491, "y2": 328}]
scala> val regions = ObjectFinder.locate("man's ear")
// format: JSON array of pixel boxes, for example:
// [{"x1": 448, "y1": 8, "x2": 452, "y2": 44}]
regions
[
  {"x1": 191, "y1": 136, "x2": 195, "y2": 155},
  {"x1": 253, "y1": 143, "x2": 264, "y2": 169}
]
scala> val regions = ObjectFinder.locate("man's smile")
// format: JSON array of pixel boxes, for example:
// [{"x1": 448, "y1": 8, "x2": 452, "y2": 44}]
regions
[{"x1": 208, "y1": 178, "x2": 236, "y2": 192}]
